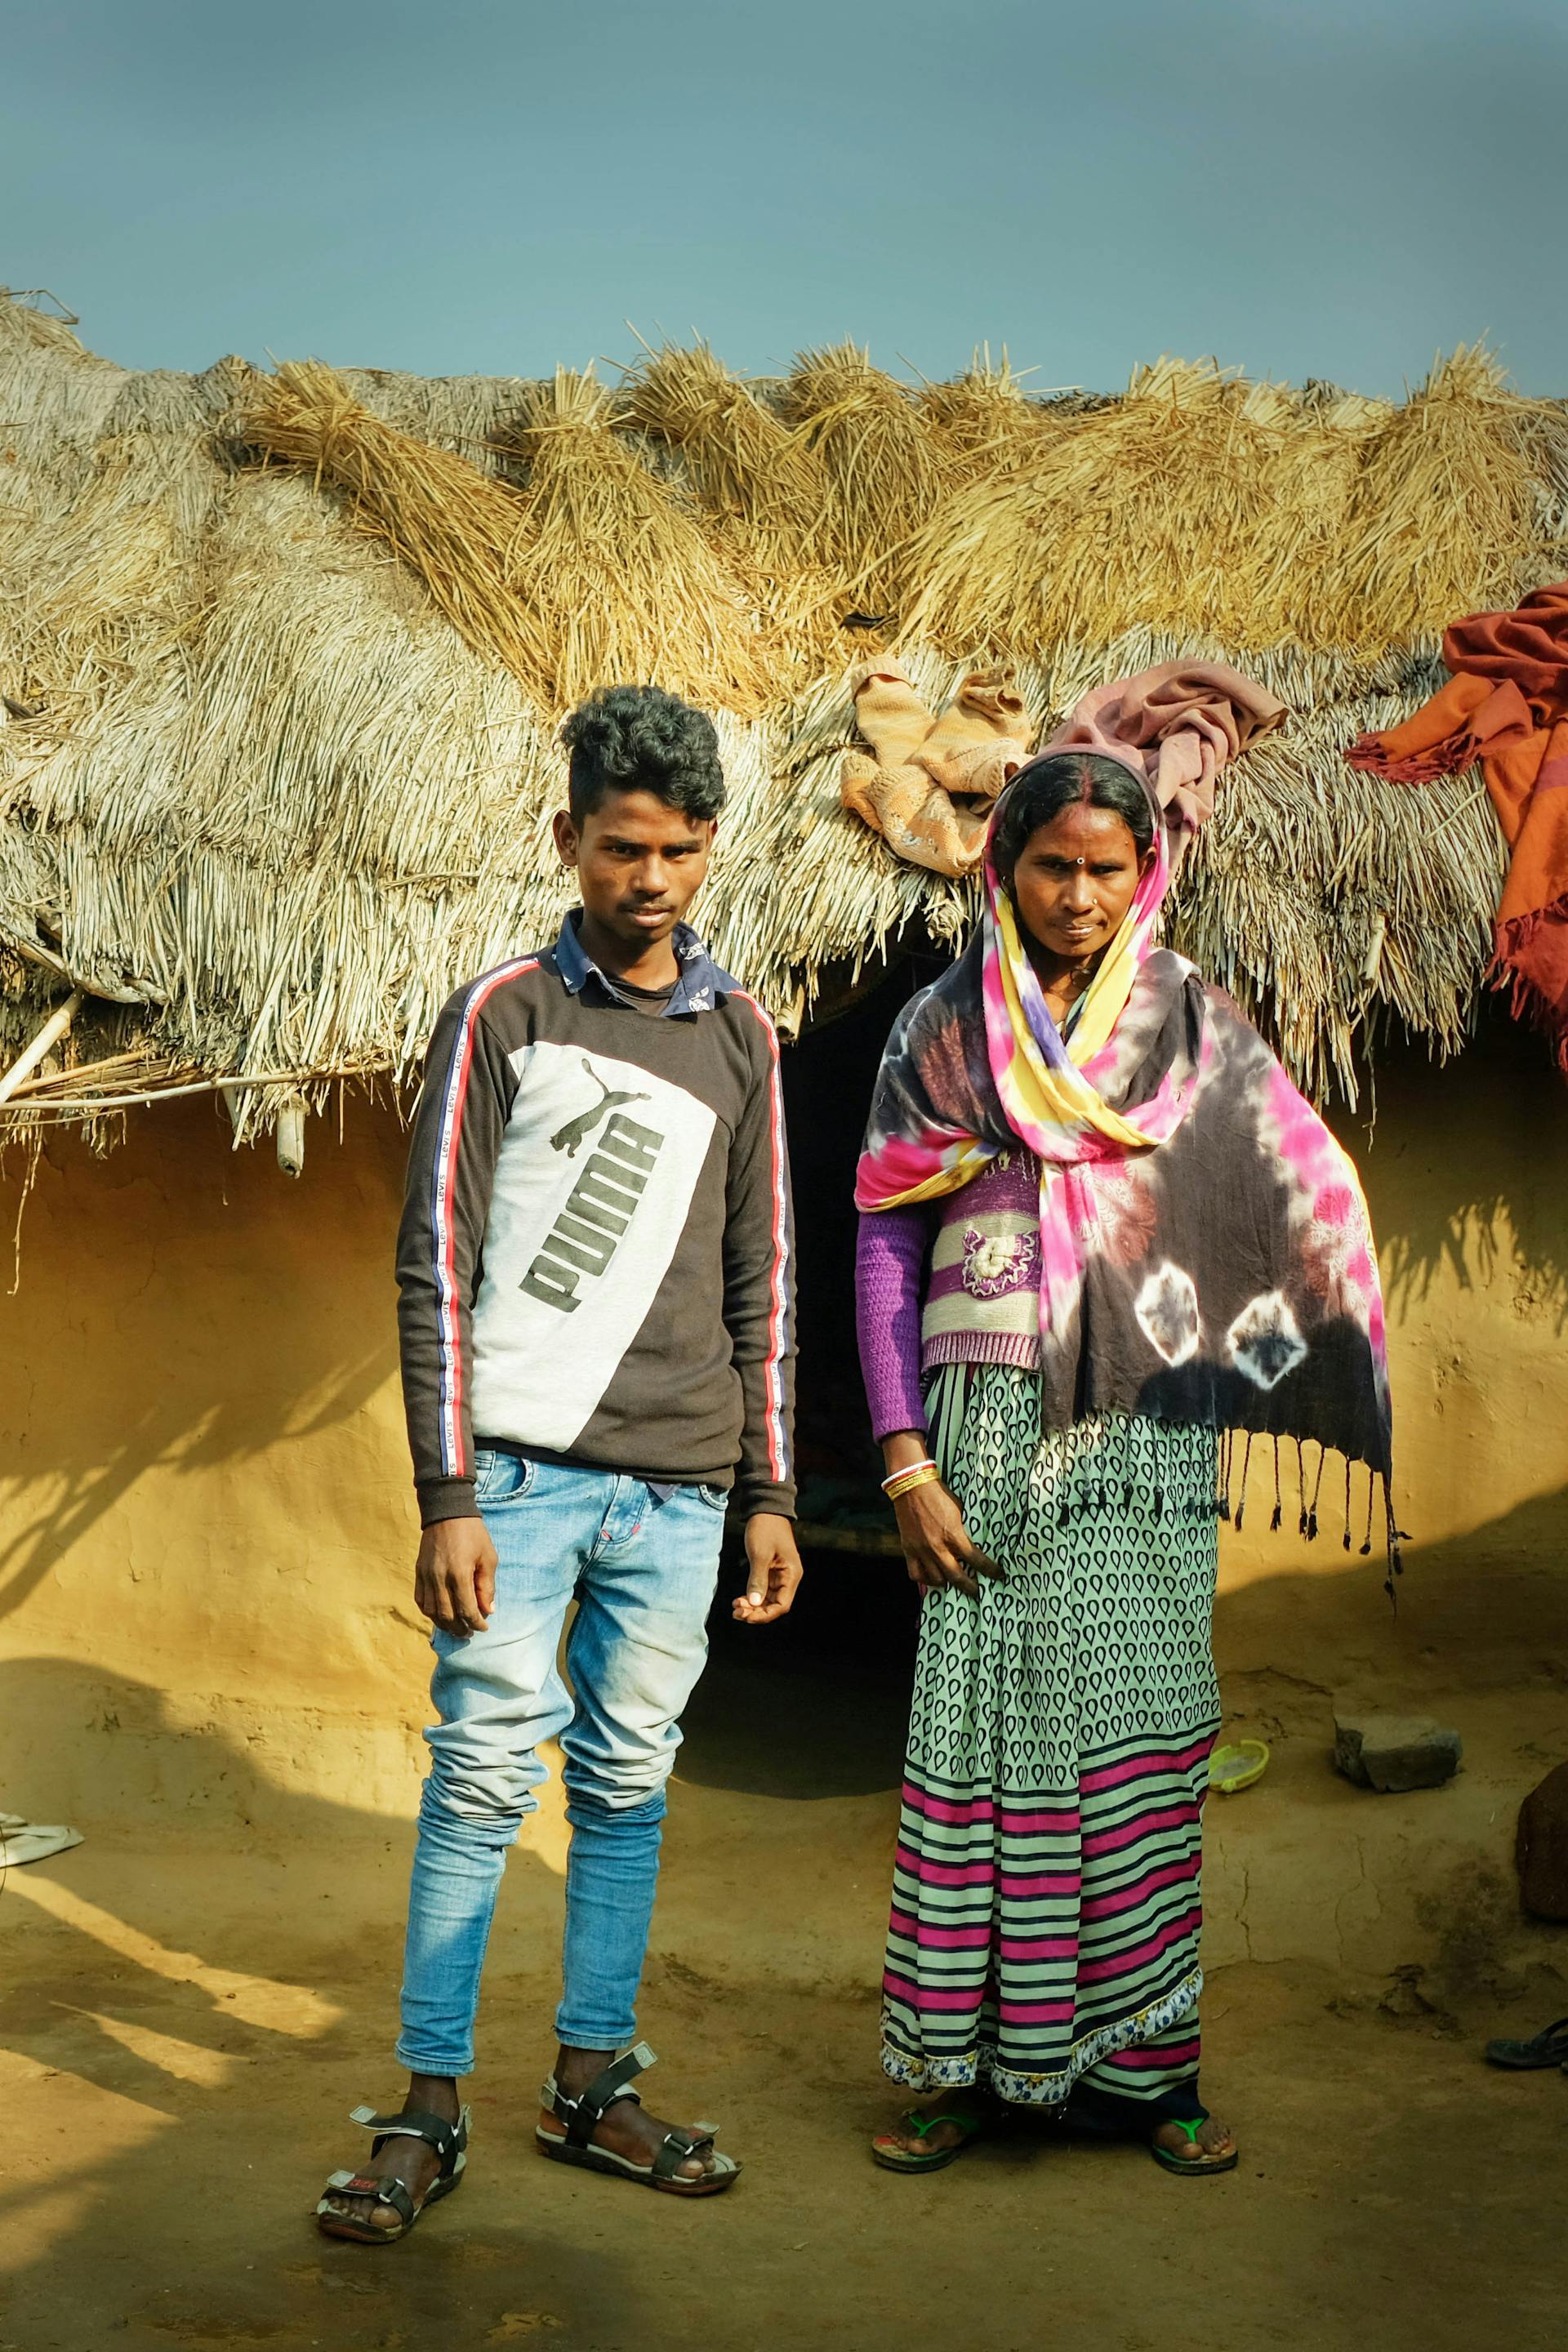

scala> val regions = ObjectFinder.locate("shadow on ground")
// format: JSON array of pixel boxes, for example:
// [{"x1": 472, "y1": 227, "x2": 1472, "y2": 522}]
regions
[{"x1": 3, "y1": 1538, "x2": 1568, "y2": 2352}]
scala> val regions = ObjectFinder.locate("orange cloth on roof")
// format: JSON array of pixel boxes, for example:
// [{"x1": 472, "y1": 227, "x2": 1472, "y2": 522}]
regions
[{"x1": 1347, "y1": 580, "x2": 1568, "y2": 1071}]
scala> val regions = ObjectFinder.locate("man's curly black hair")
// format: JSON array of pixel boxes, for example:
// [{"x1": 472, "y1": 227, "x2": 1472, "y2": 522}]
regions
[{"x1": 560, "y1": 684, "x2": 726, "y2": 824}]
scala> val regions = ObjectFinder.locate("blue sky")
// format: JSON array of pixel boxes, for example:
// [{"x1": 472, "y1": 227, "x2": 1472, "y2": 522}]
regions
[{"x1": 3, "y1": 0, "x2": 1563, "y2": 395}]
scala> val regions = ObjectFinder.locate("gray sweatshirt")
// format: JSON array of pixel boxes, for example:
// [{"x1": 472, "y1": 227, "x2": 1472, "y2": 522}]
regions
[{"x1": 396, "y1": 913, "x2": 796, "y2": 1528}]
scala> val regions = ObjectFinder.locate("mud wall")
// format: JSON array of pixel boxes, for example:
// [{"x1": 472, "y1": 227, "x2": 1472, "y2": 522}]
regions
[{"x1": 2, "y1": 1009, "x2": 1566, "y2": 1985}]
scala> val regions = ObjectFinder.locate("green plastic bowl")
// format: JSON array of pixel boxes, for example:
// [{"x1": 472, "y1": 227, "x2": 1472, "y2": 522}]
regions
[{"x1": 1209, "y1": 1737, "x2": 1270, "y2": 1793}]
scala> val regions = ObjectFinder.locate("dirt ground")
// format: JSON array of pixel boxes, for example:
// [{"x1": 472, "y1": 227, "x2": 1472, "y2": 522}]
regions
[{"x1": 4, "y1": 1577, "x2": 1567, "y2": 2352}]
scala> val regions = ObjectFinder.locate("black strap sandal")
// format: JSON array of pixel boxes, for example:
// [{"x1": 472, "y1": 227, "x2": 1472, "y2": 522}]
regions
[
  {"x1": 536, "y1": 2042, "x2": 739, "y2": 2197},
  {"x1": 1485, "y1": 2015, "x2": 1568, "y2": 2069},
  {"x1": 316, "y1": 2101, "x2": 470, "y2": 2243}
]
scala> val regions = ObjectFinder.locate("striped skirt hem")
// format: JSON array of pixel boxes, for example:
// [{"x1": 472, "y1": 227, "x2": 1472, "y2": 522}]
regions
[{"x1": 880, "y1": 1967, "x2": 1203, "y2": 2106}]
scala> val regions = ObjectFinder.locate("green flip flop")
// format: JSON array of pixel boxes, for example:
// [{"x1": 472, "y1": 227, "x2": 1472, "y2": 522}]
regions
[
  {"x1": 1150, "y1": 2114, "x2": 1239, "y2": 2177},
  {"x1": 871, "y1": 2100, "x2": 990, "y2": 2174}
]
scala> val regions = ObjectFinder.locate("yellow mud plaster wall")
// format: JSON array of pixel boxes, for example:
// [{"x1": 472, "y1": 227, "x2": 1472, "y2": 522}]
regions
[
  {"x1": 1, "y1": 1094, "x2": 430, "y2": 1821},
  {"x1": 1226, "y1": 1004, "x2": 1568, "y2": 1601},
  {"x1": 1195, "y1": 1016, "x2": 1568, "y2": 1986},
  {"x1": 2, "y1": 1014, "x2": 1566, "y2": 1842}
]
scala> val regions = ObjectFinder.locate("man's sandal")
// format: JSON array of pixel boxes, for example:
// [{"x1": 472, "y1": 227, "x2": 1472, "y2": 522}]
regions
[
  {"x1": 316, "y1": 2102, "x2": 470, "y2": 2243},
  {"x1": 536, "y1": 2042, "x2": 739, "y2": 2198},
  {"x1": 1150, "y1": 2113, "x2": 1238, "y2": 2177},
  {"x1": 871, "y1": 2100, "x2": 990, "y2": 2174}
]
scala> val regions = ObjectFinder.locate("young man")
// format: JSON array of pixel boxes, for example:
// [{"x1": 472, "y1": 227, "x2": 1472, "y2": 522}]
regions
[{"x1": 318, "y1": 685, "x2": 800, "y2": 2239}]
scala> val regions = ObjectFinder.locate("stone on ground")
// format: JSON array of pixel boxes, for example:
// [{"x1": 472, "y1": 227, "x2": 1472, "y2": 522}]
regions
[
  {"x1": 1516, "y1": 1759, "x2": 1568, "y2": 1920},
  {"x1": 1333, "y1": 1707, "x2": 1463, "y2": 1793}
]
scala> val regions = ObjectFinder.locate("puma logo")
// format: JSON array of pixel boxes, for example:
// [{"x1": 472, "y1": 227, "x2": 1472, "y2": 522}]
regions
[
  {"x1": 521, "y1": 1111, "x2": 666, "y2": 1314},
  {"x1": 550, "y1": 1058, "x2": 652, "y2": 1159}
]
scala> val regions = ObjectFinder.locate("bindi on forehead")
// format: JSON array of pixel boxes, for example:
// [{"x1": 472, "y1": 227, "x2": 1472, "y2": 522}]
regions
[{"x1": 1026, "y1": 809, "x2": 1138, "y2": 861}]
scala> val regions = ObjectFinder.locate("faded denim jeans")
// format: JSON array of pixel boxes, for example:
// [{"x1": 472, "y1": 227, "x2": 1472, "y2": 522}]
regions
[{"x1": 395, "y1": 1449, "x2": 726, "y2": 2074}]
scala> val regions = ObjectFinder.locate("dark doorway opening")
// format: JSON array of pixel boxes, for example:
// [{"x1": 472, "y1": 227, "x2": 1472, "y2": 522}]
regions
[{"x1": 684, "y1": 937, "x2": 949, "y2": 1799}]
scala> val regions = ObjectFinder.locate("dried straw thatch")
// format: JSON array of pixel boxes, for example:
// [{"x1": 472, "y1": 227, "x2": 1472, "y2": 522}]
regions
[
  {"x1": 1312, "y1": 346, "x2": 1552, "y2": 653},
  {"x1": 244, "y1": 360, "x2": 768, "y2": 715},
  {"x1": 901, "y1": 350, "x2": 1561, "y2": 660},
  {"x1": 703, "y1": 636, "x2": 1506, "y2": 1103},
  {"x1": 493, "y1": 368, "x2": 770, "y2": 712},
  {"x1": 915, "y1": 356, "x2": 1052, "y2": 476},
  {"x1": 782, "y1": 341, "x2": 960, "y2": 612},
  {"x1": 1, "y1": 288, "x2": 1562, "y2": 1149},
  {"x1": 902, "y1": 360, "x2": 1360, "y2": 654},
  {"x1": 621, "y1": 341, "x2": 823, "y2": 577},
  {"x1": 241, "y1": 358, "x2": 546, "y2": 697},
  {"x1": 617, "y1": 341, "x2": 840, "y2": 677}
]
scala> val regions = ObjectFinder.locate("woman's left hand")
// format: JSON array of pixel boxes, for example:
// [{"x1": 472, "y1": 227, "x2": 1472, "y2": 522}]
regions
[{"x1": 893, "y1": 1477, "x2": 1005, "y2": 1599}]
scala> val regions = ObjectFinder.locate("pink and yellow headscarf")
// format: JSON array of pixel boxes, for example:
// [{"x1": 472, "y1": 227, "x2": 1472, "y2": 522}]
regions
[{"x1": 858, "y1": 653, "x2": 1291, "y2": 1211}]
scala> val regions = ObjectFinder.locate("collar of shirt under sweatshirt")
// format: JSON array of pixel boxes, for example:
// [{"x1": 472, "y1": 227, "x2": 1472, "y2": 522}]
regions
[{"x1": 555, "y1": 909, "x2": 721, "y2": 1017}]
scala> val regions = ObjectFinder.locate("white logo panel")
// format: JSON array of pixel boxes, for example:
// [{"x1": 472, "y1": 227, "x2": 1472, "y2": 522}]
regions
[{"x1": 470, "y1": 1038, "x2": 716, "y2": 1449}]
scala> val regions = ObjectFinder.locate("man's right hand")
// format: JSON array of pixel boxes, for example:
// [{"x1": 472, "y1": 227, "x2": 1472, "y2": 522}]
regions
[{"x1": 415, "y1": 1516, "x2": 498, "y2": 1637}]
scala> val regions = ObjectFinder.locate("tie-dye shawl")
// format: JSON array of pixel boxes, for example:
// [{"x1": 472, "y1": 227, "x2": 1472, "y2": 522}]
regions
[{"x1": 856, "y1": 769, "x2": 1396, "y2": 1562}]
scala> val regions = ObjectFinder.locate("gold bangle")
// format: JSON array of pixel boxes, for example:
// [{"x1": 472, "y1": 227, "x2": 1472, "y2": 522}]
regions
[
  {"x1": 880, "y1": 1455, "x2": 936, "y2": 1491},
  {"x1": 885, "y1": 1463, "x2": 942, "y2": 1503}
]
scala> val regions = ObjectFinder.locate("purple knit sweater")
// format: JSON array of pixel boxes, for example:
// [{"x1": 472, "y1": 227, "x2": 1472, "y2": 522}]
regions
[{"x1": 855, "y1": 1149, "x2": 1043, "y2": 1440}]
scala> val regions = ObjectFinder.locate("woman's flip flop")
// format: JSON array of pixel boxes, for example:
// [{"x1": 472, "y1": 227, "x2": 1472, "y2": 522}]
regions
[
  {"x1": 1150, "y1": 2112, "x2": 1239, "y2": 2176},
  {"x1": 1485, "y1": 2016, "x2": 1568, "y2": 2069},
  {"x1": 871, "y1": 2100, "x2": 990, "y2": 2173}
]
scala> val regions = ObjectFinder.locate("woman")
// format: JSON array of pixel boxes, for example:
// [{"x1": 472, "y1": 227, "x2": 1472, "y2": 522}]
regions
[{"x1": 854, "y1": 679, "x2": 1392, "y2": 2178}]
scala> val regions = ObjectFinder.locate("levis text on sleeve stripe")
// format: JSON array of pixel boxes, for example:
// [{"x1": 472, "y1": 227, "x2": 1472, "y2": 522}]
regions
[
  {"x1": 737, "y1": 990, "x2": 793, "y2": 1485},
  {"x1": 429, "y1": 957, "x2": 537, "y2": 1477}
]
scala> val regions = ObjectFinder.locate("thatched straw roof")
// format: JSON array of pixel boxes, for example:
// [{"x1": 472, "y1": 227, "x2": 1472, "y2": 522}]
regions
[{"x1": 2, "y1": 291, "x2": 1563, "y2": 1147}]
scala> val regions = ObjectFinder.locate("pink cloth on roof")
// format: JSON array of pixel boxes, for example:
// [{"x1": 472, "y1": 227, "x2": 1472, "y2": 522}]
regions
[{"x1": 1044, "y1": 661, "x2": 1286, "y2": 856}]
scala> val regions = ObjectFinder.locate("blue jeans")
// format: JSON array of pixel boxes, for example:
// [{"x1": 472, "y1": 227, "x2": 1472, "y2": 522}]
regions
[{"x1": 395, "y1": 1450, "x2": 726, "y2": 2074}]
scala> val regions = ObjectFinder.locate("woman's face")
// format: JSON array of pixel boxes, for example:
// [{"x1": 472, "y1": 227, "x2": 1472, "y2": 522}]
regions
[{"x1": 1008, "y1": 803, "x2": 1150, "y2": 964}]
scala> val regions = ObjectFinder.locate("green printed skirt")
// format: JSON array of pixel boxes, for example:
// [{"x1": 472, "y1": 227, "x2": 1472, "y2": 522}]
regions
[{"x1": 882, "y1": 1367, "x2": 1221, "y2": 2107}]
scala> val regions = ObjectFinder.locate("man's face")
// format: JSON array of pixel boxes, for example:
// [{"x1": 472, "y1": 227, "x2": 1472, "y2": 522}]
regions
[{"x1": 553, "y1": 788, "x2": 716, "y2": 952}]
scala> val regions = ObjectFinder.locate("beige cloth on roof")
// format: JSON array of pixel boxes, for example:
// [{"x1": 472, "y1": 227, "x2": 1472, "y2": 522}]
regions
[{"x1": 841, "y1": 662, "x2": 1035, "y2": 877}]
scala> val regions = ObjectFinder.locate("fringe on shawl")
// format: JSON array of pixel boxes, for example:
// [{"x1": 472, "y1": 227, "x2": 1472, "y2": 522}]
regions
[
  {"x1": 952, "y1": 1380, "x2": 1409, "y2": 1600},
  {"x1": 1494, "y1": 889, "x2": 1568, "y2": 1076}
]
